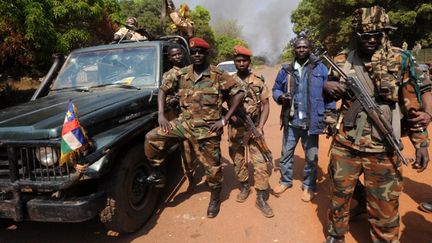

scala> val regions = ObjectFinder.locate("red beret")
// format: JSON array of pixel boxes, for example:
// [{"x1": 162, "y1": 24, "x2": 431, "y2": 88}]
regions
[
  {"x1": 233, "y1": 45, "x2": 252, "y2": 57},
  {"x1": 189, "y1": 37, "x2": 210, "y2": 49}
]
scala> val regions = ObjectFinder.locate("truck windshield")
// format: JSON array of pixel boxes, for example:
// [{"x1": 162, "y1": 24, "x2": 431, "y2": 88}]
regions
[{"x1": 52, "y1": 47, "x2": 157, "y2": 91}]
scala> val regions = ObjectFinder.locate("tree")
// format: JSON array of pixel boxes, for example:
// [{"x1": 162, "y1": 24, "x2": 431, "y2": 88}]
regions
[
  {"x1": 291, "y1": 0, "x2": 432, "y2": 55},
  {"x1": 190, "y1": 5, "x2": 218, "y2": 62},
  {"x1": 0, "y1": 0, "x2": 120, "y2": 76},
  {"x1": 117, "y1": 0, "x2": 166, "y2": 36},
  {"x1": 214, "y1": 34, "x2": 248, "y2": 63}
]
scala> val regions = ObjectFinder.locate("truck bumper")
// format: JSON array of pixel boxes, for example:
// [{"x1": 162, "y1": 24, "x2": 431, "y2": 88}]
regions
[{"x1": 0, "y1": 192, "x2": 106, "y2": 223}]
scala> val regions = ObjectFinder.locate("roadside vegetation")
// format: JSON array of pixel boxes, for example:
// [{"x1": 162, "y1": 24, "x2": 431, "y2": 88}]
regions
[{"x1": 1, "y1": 0, "x2": 431, "y2": 107}]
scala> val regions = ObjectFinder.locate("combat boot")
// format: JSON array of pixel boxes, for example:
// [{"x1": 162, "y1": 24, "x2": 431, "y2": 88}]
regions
[
  {"x1": 145, "y1": 167, "x2": 166, "y2": 188},
  {"x1": 207, "y1": 187, "x2": 222, "y2": 218},
  {"x1": 324, "y1": 235, "x2": 345, "y2": 243},
  {"x1": 255, "y1": 189, "x2": 274, "y2": 218},
  {"x1": 236, "y1": 181, "x2": 251, "y2": 203}
]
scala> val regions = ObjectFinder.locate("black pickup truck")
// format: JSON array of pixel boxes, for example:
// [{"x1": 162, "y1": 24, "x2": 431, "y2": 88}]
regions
[{"x1": 0, "y1": 36, "x2": 190, "y2": 233}]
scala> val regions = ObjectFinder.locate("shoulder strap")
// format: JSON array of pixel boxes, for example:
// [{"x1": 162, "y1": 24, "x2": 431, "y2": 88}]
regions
[{"x1": 351, "y1": 51, "x2": 375, "y2": 96}]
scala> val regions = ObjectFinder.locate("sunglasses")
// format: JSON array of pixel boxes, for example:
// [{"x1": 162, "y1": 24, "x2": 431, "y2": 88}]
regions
[
  {"x1": 189, "y1": 48, "x2": 207, "y2": 55},
  {"x1": 356, "y1": 32, "x2": 384, "y2": 41}
]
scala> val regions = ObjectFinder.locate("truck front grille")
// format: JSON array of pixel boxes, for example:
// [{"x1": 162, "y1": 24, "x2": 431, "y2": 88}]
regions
[{"x1": 0, "y1": 142, "x2": 73, "y2": 183}]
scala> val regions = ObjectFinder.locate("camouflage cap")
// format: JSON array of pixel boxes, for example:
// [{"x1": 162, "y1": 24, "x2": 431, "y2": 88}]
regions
[{"x1": 352, "y1": 5, "x2": 396, "y2": 33}]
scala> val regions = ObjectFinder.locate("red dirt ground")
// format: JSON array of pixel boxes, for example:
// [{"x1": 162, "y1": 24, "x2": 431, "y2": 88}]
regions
[{"x1": 1, "y1": 66, "x2": 432, "y2": 243}]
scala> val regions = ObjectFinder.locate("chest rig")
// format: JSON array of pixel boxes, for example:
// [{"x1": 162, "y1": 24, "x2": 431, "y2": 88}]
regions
[{"x1": 341, "y1": 50, "x2": 402, "y2": 145}]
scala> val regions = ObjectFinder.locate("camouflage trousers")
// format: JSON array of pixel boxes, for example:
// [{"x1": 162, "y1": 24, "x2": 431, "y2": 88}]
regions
[
  {"x1": 327, "y1": 143, "x2": 403, "y2": 243},
  {"x1": 144, "y1": 119, "x2": 223, "y2": 189},
  {"x1": 228, "y1": 125, "x2": 271, "y2": 190}
]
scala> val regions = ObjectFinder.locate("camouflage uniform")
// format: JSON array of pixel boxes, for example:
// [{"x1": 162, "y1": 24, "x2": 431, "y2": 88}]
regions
[
  {"x1": 228, "y1": 72, "x2": 271, "y2": 190},
  {"x1": 162, "y1": 66, "x2": 195, "y2": 177},
  {"x1": 326, "y1": 6, "x2": 430, "y2": 243},
  {"x1": 145, "y1": 64, "x2": 243, "y2": 189}
]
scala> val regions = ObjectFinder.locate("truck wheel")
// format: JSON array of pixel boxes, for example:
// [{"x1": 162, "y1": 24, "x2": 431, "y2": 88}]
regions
[{"x1": 99, "y1": 144, "x2": 160, "y2": 233}]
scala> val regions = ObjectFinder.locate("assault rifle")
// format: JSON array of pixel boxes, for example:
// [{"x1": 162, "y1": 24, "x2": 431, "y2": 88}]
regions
[
  {"x1": 319, "y1": 51, "x2": 409, "y2": 165},
  {"x1": 235, "y1": 108, "x2": 273, "y2": 163},
  {"x1": 280, "y1": 65, "x2": 293, "y2": 130}
]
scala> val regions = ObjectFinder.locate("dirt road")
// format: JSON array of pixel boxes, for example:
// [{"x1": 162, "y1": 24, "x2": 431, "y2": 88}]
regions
[{"x1": 1, "y1": 65, "x2": 432, "y2": 243}]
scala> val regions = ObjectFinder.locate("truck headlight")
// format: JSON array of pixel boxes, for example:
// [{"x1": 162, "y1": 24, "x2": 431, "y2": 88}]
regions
[{"x1": 35, "y1": 147, "x2": 58, "y2": 167}]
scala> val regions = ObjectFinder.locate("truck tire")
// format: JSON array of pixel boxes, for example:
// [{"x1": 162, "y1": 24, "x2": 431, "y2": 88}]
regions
[{"x1": 99, "y1": 144, "x2": 160, "y2": 233}]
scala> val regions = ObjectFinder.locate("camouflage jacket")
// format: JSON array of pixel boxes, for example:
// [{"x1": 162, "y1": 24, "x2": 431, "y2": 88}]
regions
[
  {"x1": 232, "y1": 71, "x2": 270, "y2": 123},
  {"x1": 160, "y1": 64, "x2": 243, "y2": 139},
  {"x1": 331, "y1": 47, "x2": 430, "y2": 153}
]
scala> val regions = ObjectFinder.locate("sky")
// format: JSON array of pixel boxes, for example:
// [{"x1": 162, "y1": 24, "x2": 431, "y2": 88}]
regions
[{"x1": 173, "y1": 0, "x2": 302, "y2": 64}]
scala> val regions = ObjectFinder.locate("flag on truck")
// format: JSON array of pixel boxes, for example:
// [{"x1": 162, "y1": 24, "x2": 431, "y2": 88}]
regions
[{"x1": 60, "y1": 101, "x2": 92, "y2": 166}]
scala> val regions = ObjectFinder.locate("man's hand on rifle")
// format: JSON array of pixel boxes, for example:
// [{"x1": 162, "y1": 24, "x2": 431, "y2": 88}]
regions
[
  {"x1": 323, "y1": 81, "x2": 346, "y2": 100},
  {"x1": 254, "y1": 126, "x2": 264, "y2": 138},
  {"x1": 278, "y1": 94, "x2": 291, "y2": 106},
  {"x1": 413, "y1": 147, "x2": 429, "y2": 172}
]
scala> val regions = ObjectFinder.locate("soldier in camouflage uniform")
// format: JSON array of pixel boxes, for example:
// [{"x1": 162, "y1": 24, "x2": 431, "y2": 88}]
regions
[
  {"x1": 145, "y1": 37, "x2": 245, "y2": 218},
  {"x1": 162, "y1": 44, "x2": 195, "y2": 184},
  {"x1": 227, "y1": 45, "x2": 273, "y2": 217},
  {"x1": 323, "y1": 6, "x2": 430, "y2": 243}
]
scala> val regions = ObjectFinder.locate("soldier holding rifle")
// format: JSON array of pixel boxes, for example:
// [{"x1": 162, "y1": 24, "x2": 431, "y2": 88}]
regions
[
  {"x1": 227, "y1": 45, "x2": 274, "y2": 217},
  {"x1": 322, "y1": 6, "x2": 430, "y2": 243}
]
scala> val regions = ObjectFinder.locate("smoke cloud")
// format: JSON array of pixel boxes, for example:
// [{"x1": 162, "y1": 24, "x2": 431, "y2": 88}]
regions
[{"x1": 174, "y1": 0, "x2": 301, "y2": 65}]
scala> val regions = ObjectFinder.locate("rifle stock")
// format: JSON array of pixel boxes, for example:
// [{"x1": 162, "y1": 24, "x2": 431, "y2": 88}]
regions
[
  {"x1": 236, "y1": 109, "x2": 273, "y2": 163},
  {"x1": 320, "y1": 52, "x2": 408, "y2": 165}
]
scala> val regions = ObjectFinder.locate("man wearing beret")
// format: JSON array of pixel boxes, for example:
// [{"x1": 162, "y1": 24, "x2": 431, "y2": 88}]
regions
[
  {"x1": 272, "y1": 34, "x2": 335, "y2": 202},
  {"x1": 323, "y1": 6, "x2": 430, "y2": 243},
  {"x1": 144, "y1": 37, "x2": 245, "y2": 218},
  {"x1": 227, "y1": 45, "x2": 274, "y2": 217}
]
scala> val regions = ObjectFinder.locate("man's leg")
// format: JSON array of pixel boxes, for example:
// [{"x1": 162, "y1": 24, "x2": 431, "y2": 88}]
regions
[
  {"x1": 327, "y1": 145, "x2": 362, "y2": 240},
  {"x1": 249, "y1": 140, "x2": 274, "y2": 217},
  {"x1": 144, "y1": 119, "x2": 188, "y2": 187},
  {"x1": 194, "y1": 136, "x2": 223, "y2": 218},
  {"x1": 275, "y1": 126, "x2": 298, "y2": 194},
  {"x1": 228, "y1": 125, "x2": 250, "y2": 202},
  {"x1": 300, "y1": 132, "x2": 319, "y2": 202},
  {"x1": 363, "y1": 153, "x2": 403, "y2": 243},
  {"x1": 350, "y1": 180, "x2": 367, "y2": 219}
]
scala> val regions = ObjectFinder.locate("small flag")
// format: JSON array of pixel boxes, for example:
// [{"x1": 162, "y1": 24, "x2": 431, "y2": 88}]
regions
[{"x1": 60, "y1": 101, "x2": 92, "y2": 166}]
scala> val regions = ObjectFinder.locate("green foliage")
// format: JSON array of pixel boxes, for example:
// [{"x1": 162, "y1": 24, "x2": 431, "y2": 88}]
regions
[
  {"x1": 190, "y1": 6, "x2": 217, "y2": 62},
  {"x1": 291, "y1": 0, "x2": 432, "y2": 55},
  {"x1": 214, "y1": 34, "x2": 247, "y2": 63},
  {"x1": 117, "y1": 0, "x2": 166, "y2": 35},
  {"x1": 0, "y1": 0, "x2": 120, "y2": 75}
]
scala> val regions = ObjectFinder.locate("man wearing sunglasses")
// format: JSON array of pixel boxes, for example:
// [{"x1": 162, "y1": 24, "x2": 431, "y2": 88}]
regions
[
  {"x1": 323, "y1": 6, "x2": 430, "y2": 243},
  {"x1": 144, "y1": 37, "x2": 245, "y2": 218}
]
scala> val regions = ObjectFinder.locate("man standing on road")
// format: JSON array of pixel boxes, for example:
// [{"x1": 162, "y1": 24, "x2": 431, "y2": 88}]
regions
[
  {"x1": 227, "y1": 45, "x2": 273, "y2": 217},
  {"x1": 323, "y1": 6, "x2": 430, "y2": 243},
  {"x1": 144, "y1": 37, "x2": 244, "y2": 218},
  {"x1": 272, "y1": 35, "x2": 335, "y2": 202}
]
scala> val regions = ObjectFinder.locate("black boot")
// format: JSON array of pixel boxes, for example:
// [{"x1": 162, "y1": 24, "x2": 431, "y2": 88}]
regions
[
  {"x1": 256, "y1": 190, "x2": 274, "y2": 218},
  {"x1": 207, "y1": 187, "x2": 222, "y2": 218},
  {"x1": 325, "y1": 235, "x2": 345, "y2": 243},
  {"x1": 146, "y1": 167, "x2": 166, "y2": 188},
  {"x1": 236, "y1": 181, "x2": 251, "y2": 203}
]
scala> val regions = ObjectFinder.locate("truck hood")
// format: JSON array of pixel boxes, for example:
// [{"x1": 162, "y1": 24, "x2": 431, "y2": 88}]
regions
[{"x1": 0, "y1": 89, "x2": 157, "y2": 140}]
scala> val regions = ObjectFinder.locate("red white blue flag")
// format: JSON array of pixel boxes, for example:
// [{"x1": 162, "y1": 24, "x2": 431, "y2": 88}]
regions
[{"x1": 60, "y1": 101, "x2": 92, "y2": 166}]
